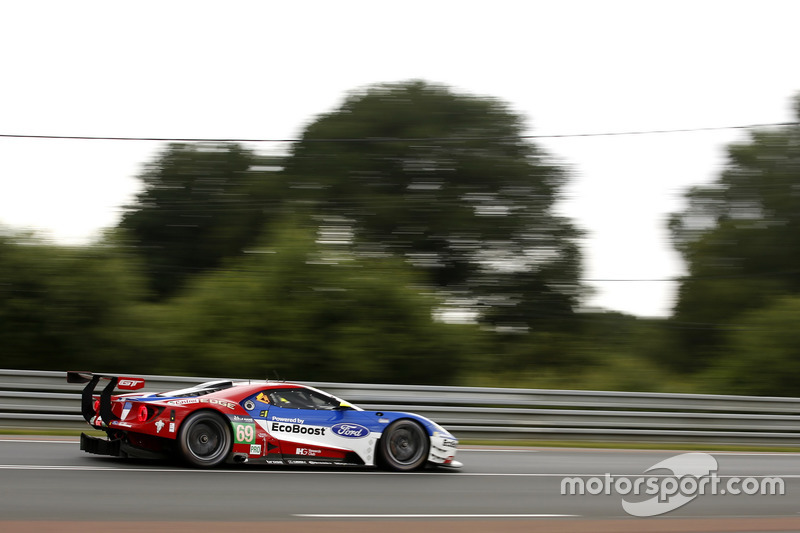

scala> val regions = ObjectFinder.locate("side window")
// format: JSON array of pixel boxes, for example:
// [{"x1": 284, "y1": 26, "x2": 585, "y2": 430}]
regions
[
  {"x1": 305, "y1": 389, "x2": 341, "y2": 410},
  {"x1": 262, "y1": 388, "x2": 339, "y2": 410},
  {"x1": 268, "y1": 389, "x2": 299, "y2": 408}
]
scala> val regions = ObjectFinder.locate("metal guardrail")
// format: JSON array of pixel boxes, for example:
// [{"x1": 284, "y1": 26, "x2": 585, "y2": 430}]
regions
[{"x1": 2, "y1": 369, "x2": 800, "y2": 445}]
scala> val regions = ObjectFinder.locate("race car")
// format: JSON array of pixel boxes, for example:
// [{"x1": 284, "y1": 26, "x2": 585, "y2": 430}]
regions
[{"x1": 67, "y1": 371, "x2": 461, "y2": 471}]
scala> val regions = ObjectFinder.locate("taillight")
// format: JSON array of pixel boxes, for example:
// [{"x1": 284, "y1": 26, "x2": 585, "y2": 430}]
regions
[{"x1": 137, "y1": 404, "x2": 149, "y2": 422}]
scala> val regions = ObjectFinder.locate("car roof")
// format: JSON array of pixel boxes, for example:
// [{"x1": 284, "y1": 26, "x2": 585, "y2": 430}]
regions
[{"x1": 157, "y1": 381, "x2": 313, "y2": 399}]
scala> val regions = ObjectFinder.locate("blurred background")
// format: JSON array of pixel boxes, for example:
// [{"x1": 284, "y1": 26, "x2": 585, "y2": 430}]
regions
[
  {"x1": 2, "y1": 2, "x2": 800, "y2": 397},
  {"x1": 3, "y1": 80, "x2": 800, "y2": 396}
]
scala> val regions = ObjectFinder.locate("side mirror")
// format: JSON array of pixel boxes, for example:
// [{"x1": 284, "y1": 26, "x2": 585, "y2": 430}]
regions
[{"x1": 335, "y1": 401, "x2": 354, "y2": 411}]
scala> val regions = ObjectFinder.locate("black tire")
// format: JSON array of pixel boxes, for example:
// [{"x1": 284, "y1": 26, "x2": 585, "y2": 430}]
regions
[
  {"x1": 378, "y1": 420, "x2": 429, "y2": 472},
  {"x1": 178, "y1": 411, "x2": 232, "y2": 468}
]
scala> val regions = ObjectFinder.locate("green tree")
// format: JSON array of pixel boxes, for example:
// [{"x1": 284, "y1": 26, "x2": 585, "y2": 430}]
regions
[
  {"x1": 0, "y1": 232, "x2": 147, "y2": 370},
  {"x1": 668, "y1": 96, "x2": 800, "y2": 369},
  {"x1": 153, "y1": 222, "x2": 480, "y2": 384},
  {"x1": 119, "y1": 143, "x2": 285, "y2": 300},
  {"x1": 708, "y1": 296, "x2": 800, "y2": 396},
  {"x1": 284, "y1": 80, "x2": 583, "y2": 331}
]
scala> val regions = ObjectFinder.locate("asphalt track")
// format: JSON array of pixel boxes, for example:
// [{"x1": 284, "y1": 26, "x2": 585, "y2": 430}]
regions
[{"x1": 1, "y1": 437, "x2": 799, "y2": 532}]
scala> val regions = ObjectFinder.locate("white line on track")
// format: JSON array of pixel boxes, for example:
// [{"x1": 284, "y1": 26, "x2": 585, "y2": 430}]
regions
[
  {"x1": 0, "y1": 464, "x2": 798, "y2": 478},
  {"x1": 460, "y1": 449, "x2": 538, "y2": 453},
  {"x1": 294, "y1": 514, "x2": 579, "y2": 518},
  {"x1": 712, "y1": 452, "x2": 800, "y2": 456},
  {"x1": 0, "y1": 439, "x2": 76, "y2": 444}
]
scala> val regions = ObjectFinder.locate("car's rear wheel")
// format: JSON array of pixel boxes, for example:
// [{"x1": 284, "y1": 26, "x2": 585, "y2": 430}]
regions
[
  {"x1": 178, "y1": 411, "x2": 231, "y2": 468},
  {"x1": 378, "y1": 420, "x2": 429, "y2": 471}
]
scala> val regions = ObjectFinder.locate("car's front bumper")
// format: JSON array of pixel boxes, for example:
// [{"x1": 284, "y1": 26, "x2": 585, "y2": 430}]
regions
[{"x1": 428, "y1": 434, "x2": 461, "y2": 467}]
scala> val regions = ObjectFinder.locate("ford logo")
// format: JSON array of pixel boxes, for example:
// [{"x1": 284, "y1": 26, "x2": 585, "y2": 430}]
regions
[{"x1": 331, "y1": 422, "x2": 370, "y2": 438}]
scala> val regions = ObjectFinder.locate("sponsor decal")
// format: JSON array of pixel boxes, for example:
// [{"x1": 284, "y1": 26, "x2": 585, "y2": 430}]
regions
[
  {"x1": 259, "y1": 410, "x2": 269, "y2": 418},
  {"x1": 296, "y1": 447, "x2": 322, "y2": 456},
  {"x1": 250, "y1": 444, "x2": 262, "y2": 455},
  {"x1": 155, "y1": 420, "x2": 165, "y2": 433},
  {"x1": 168, "y1": 398, "x2": 198, "y2": 406},
  {"x1": 244, "y1": 400, "x2": 255, "y2": 411},
  {"x1": 271, "y1": 415, "x2": 304, "y2": 424},
  {"x1": 331, "y1": 423, "x2": 370, "y2": 439},
  {"x1": 167, "y1": 398, "x2": 237, "y2": 410},
  {"x1": 442, "y1": 439, "x2": 458, "y2": 448},
  {"x1": 233, "y1": 422, "x2": 256, "y2": 444},
  {"x1": 169, "y1": 422, "x2": 175, "y2": 433},
  {"x1": 270, "y1": 422, "x2": 326, "y2": 436},
  {"x1": 379, "y1": 418, "x2": 390, "y2": 424},
  {"x1": 231, "y1": 415, "x2": 252, "y2": 423},
  {"x1": 256, "y1": 392, "x2": 270, "y2": 404},
  {"x1": 117, "y1": 378, "x2": 145, "y2": 390}
]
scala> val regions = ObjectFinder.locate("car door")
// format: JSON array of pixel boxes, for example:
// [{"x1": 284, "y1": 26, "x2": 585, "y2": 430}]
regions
[{"x1": 244, "y1": 387, "x2": 366, "y2": 462}]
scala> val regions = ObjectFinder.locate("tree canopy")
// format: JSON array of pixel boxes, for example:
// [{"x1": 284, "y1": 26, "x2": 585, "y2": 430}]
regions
[
  {"x1": 0, "y1": 233, "x2": 147, "y2": 371},
  {"x1": 140, "y1": 222, "x2": 480, "y2": 383},
  {"x1": 284, "y1": 80, "x2": 583, "y2": 330},
  {"x1": 669, "y1": 97, "x2": 800, "y2": 368},
  {"x1": 119, "y1": 143, "x2": 285, "y2": 299}
]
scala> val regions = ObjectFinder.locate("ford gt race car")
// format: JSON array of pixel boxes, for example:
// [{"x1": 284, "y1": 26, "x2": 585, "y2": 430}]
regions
[{"x1": 67, "y1": 372, "x2": 461, "y2": 472}]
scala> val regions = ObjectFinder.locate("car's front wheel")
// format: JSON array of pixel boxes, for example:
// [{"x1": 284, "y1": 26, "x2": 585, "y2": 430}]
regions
[
  {"x1": 178, "y1": 411, "x2": 232, "y2": 468},
  {"x1": 378, "y1": 420, "x2": 429, "y2": 472}
]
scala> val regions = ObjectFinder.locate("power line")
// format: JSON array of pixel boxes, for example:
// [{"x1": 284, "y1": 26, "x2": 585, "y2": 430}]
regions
[{"x1": 0, "y1": 122, "x2": 797, "y2": 143}]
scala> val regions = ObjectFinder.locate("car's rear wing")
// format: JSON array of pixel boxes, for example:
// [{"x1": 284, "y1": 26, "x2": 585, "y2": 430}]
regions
[{"x1": 67, "y1": 372, "x2": 146, "y2": 425}]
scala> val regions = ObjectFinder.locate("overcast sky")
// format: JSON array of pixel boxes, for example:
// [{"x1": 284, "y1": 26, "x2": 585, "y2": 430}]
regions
[{"x1": 1, "y1": 0, "x2": 799, "y2": 317}]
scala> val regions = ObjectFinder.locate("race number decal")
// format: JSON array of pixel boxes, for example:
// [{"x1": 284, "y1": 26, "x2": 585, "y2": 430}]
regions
[{"x1": 233, "y1": 422, "x2": 256, "y2": 444}]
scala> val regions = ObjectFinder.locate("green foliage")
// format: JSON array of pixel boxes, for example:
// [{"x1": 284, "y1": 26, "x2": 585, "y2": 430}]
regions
[
  {"x1": 285, "y1": 80, "x2": 584, "y2": 331},
  {"x1": 120, "y1": 143, "x2": 286, "y2": 300},
  {"x1": 464, "y1": 311, "x2": 679, "y2": 392},
  {"x1": 148, "y1": 222, "x2": 478, "y2": 384},
  {"x1": 704, "y1": 297, "x2": 800, "y2": 396},
  {"x1": 0, "y1": 233, "x2": 147, "y2": 371},
  {"x1": 669, "y1": 109, "x2": 800, "y2": 369}
]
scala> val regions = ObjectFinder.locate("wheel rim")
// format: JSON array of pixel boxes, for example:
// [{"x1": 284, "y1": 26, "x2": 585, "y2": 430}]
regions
[
  {"x1": 187, "y1": 420, "x2": 227, "y2": 461},
  {"x1": 388, "y1": 424, "x2": 425, "y2": 465}
]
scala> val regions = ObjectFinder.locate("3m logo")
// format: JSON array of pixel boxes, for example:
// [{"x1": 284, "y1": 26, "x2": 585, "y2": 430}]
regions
[{"x1": 117, "y1": 378, "x2": 145, "y2": 390}]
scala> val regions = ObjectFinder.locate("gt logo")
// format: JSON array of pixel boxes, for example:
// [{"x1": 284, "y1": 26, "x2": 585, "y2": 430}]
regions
[{"x1": 117, "y1": 378, "x2": 145, "y2": 390}]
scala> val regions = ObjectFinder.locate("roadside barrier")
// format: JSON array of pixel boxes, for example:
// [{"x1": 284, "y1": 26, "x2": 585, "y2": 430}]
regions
[{"x1": 2, "y1": 369, "x2": 799, "y2": 445}]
